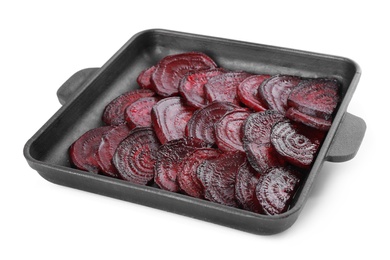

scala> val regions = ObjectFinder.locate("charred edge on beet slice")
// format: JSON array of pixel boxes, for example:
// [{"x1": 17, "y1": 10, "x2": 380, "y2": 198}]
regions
[
  {"x1": 137, "y1": 65, "x2": 156, "y2": 89},
  {"x1": 258, "y1": 74, "x2": 302, "y2": 114},
  {"x1": 102, "y1": 89, "x2": 155, "y2": 126},
  {"x1": 237, "y1": 74, "x2": 270, "y2": 112},
  {"x1": 256, "y1": 167, "x2": 303, "y2": 215},
  {"x1": 286, "y1": 107, "x2": 332, "y2": 131},
  {"x1": 113, "y1": 127, "x2": 160, "y2": 185},
  {"x1": 69, "y1": 126, "x2": 114, "y2": 174},
  {"x1": 151, "y1": 52, "x2": 218, "y2": 97},
  {"x1": 125, "y1": 97, "x2": 160, "y2": 129},
  {"x1": 287, "y1": 78, "x2": 341, "y2": 120}
]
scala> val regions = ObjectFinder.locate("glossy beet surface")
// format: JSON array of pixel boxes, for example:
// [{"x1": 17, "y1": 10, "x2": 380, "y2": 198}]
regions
[
  {"x1": 237, "y1": 74, "x2": 270, "y2": 111},
  {"x1": 137, "y1": 66, "x2": 156, "y2": 90},
  {"x1": 125, "y1": 97, "x2": 160, "y2": 129}
]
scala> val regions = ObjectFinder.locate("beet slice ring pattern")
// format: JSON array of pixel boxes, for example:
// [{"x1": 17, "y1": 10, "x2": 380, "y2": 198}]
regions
[
  {"x1": 151, "y1": 52, "x2": 218, "y2": 97},
  {"x1": 113, "y1": 127, "x2": 160, "y2": 185},
  {"x1": 237, "y1": 74, "x2": 270, "y2": 112},
  {"x1": 102, "y1": 89, "x2": 155, "y2": 125},
  {"x1": 137, "y1": 65, "x2": 156, "y2": 90},
  {"x1": 286, "y1": 107, "x2": 332, "y2": 131},
  {"x1": 125, "y1": 96, "x2": 160, "y2": 129}
]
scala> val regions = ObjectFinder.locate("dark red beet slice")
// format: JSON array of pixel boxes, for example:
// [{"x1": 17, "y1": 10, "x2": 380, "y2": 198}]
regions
[
  {"x1": 113, "y1": 127, "x2": 160, "y2": 185},
  {"x1": 137, "y1": 65, "x2": 156, "y2": 89},
  {"x1": 256, "y1": 167, "x2": 302, "y2": 215},
  {"x1": 151, "y1": 97, "x2": 196, "y2": 144},
  {"x1": 69, "y1": 126, "x2": 114, "y2": 174},
  {"x1": 271, "y1": 120, "x2": 324, "y2": 168},
  {"x1": 151, "y1": 52, "x2": 217, "y2": 97},
  {"x1": 125, "y1": 97, "x2": 160, "y2": 129},
  {"x1": 177, "y1": 148, "x2": 221, "y2": 198},
  {"x1": 235, "y1": 160, "x2": 262, "y2": 213},
  {"x1": 287, "y1": 78, "x2": 340, "y2": 120},
  {"x1": 97, "y1": 124, "x2": 131, "y2": 177},
  {"x1": 102, "y1": 89, "x2": 155, "y2": 125},
  {"x1": 178, "y1": 68, "x2": 226, "y2": 108},
  {"x1": 204, "y1": 72, "x2": 252, "y2": 105},
  {"x1": 214, "y1": 110, "x2": 251, "y2": 152},
  {"x1": 286, "y1": 107, "x2": 332, "y2": 131},
  {"x1": 258, "y1": 75, "x2": 301, "y2": 113},
  {"x1": 154, "y1": 137, "x2": 209, "y2": 192},
  {"x1": 185, "y1": 101, "x2": 241, "y2": 145},
  {"x1": 237, "y1": 74, "x2": 270, "y2": 112},
  {"x1": 242, "y1": 110, "x2": 286, "y2": 172}
]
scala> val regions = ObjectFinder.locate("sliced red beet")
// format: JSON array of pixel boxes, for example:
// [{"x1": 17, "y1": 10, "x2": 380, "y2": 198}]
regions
[
  {"x1": 258, "y1": 75, "x2": 301, "y2": 113},
  {"x1": 178, "y1": 68, "x2": 226, "y2": 108},
  {"x1": 102, "y1": 89, "x2": 155, "y2": 125},
  {"x1": 137, "y1": 65, "x2": 156, "y2": 89},
  {"x1": 69, "y1": 126, "x2": 114, "y2": 174},
  {"x1": 185, "y1": 101, "x2": 241, "y2": 145},
  {"x1": 151, "y1": 52, "x2": 218, "y2": 97},
  {"x1": 125, "y1": 97, "x2": 160, "y2": 129},
  {"x1": 235, "y1": 160, "x2": 262, "y2": 213},
  {"x1": 214, "y1": 110, "x2": 251, "y2": 152},
  {"x1": 237, "y1": 74, "x2": 270, "y2": 112},
  {"x1": 242, "y1": 110, "x2": 286, "y2": 172},
  {"x1": 286, "y1": 107, "x2": 332, "y2": 131},
  {"x1": 113, "y1": 127, "x2": 160, "y2": 185},
  {"x1": 151, "y1": 97, "x2": 196, "y2": 144},
  {"x1": 256, "y1": 167, "x2": 302, "y2": 215},
  {"x1": 177, "y1": 148, "x2": 221, "y2": 198},
  {"x1": 287, "y1": 78, "x2": 340, "y2": 120},
  {"x1": 204, "y1": 72, "x2": 252, "y2": 105},
  {"x1": 97, "y1": 124, "x2": 132, "y2": 177},
  {"x1": 154, "y1": 137, "x2": 210, "y2": 192}
]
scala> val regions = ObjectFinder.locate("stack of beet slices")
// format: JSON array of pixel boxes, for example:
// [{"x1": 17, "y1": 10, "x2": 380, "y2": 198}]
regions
[{"x1": 69, "y1": 52, "x2": 340, "y2": 215}]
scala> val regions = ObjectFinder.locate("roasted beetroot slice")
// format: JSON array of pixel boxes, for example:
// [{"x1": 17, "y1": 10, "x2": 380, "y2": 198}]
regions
[
  {"x1": 286, "y1": 107, "x2": 332, "y2": 131},
  {"x1": 113, "y1": 127, "x2": 160, "y2": 185},
  {"x1": 271, "y1": 120, "x2": 324, "y2": 168},
  {"x1": 154, "y1": 137, "x2": 209, "y2": 192},
  {"x1": 125, "y1": 97, "x2": 160, "y2": 129},
  {"x1": 243, "y1": 110, "x2": 286, "y2": 172},
  {"x1": 69, "y1": 126, "x2": 114, "y2": 174},
  {"x1": 287, "y1": 78, "x2": 340, "y2": 120},
  {"x1": 235, "y1": 160, "x2": 262, "y2": 213},
  {"x1": 204, "y1": 72, "x2": 252, "y2": 105},
  {"x1": 258, "y1": 75, "x2": 301, "y2": 113},
  {"x1": 178, "y1": 68, "x2": 226, "y2": 108},
  {"x1": 256, "y1": 167, "x2": 302, "y2": 215},
  {"x1": 137, "y1": 65, "x2": 156, "y2": 89},
  {"x1": 151, "y1": 52, "x2": 217, "y2": 97},
  {"x1": 237, "y1": 74, "x2": 270, "y2": 112},
  {"x1": 102, "y1": 89, "x2": 155, "y2": 125},
  {"x1": 177, "y1": 148, "x2": 221, "y2": 198},
  {"x1": 215, "y1": 110, "x2": 251, "y2": 152},
  {"x1": 151, "y1": 97, "x2": 196, "y2": 144},
  {"x1": 185, "y1": 101, "x2": 241, "y2": 145},
  {"x1": 97, "y1": 124, "x2": 131, "y2": 177}
]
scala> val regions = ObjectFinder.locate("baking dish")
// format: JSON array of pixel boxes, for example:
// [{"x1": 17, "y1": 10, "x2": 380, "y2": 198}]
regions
[{"x1": 24, "y1": 29, "x2": 366, "y2": 235}]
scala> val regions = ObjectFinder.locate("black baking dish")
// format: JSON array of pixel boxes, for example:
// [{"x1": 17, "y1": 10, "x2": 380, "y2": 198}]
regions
[{"x1": 24, "y1": 29, "x2": 366, "y2": 235}]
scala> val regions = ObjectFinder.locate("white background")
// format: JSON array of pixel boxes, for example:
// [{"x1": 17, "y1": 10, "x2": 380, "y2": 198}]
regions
[{"x1": 2, "y1": 1, "x2": 388, "y2": 259}]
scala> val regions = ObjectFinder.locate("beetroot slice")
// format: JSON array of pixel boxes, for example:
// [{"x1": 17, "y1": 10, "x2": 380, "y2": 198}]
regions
[
  {"x1": 151, "y1": 97, "x2": 196, "y2": 144},
  {"x1": 185, "y1": 101, "x2": 241, "y2": 145},
  {"x1": 113, "y1": 127, "x2": 160, "y2": 185},
  {"x1": 237, "y1": 74, "x2": 270, "y2": 112},
  {"x1": 256, "y1": 167, "x2": 302, "y2": 215},
  {"x1": 214, "y1": 110, "x2": 251, "y2": 152},
  {"x1": 177, "y1": 148, "x2": 221, "y2": 198},
  {"x1": 287, "y1": 78, "x2": 340, "y2": 120},
  {"x1": 154, "y1": 137, "x2": 210, "y2": 192},
  {"x1": 151, "y1": 52, "x2": 218, "y2": 97},
  {"x1": 97, "y1": 124, "x2": 132, "y2": 177},
  {"x1": 235, "y1": 160, "x2": 262, "y2": 213},
  {"x1": 286, "y1": 107, "x2": 332, "y2": 131},
  {"x1": 258, "y1": 75, "x2": 301, "y2": 113},
  {"x1": 102, "y1": 89, "x2": 155, "y2": 125},
  {"x1": 178, "y1": 68, "x2": 226, "y2": 108},
  {"x1": 204, "y1": 72, "x2": 252, "y2": 105},
  {"x1": 137, "y1": 65, "x2": 156, "y2": 89},
  {"x1": 69, "y1": 126, "x2": 114, "y2": 174},
  {"x1": 242, "y1": 110, "x2": 286, "y2": 172},
  {"x1": 125, "y1": 97, "x2": 160, "y2": 129}
]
